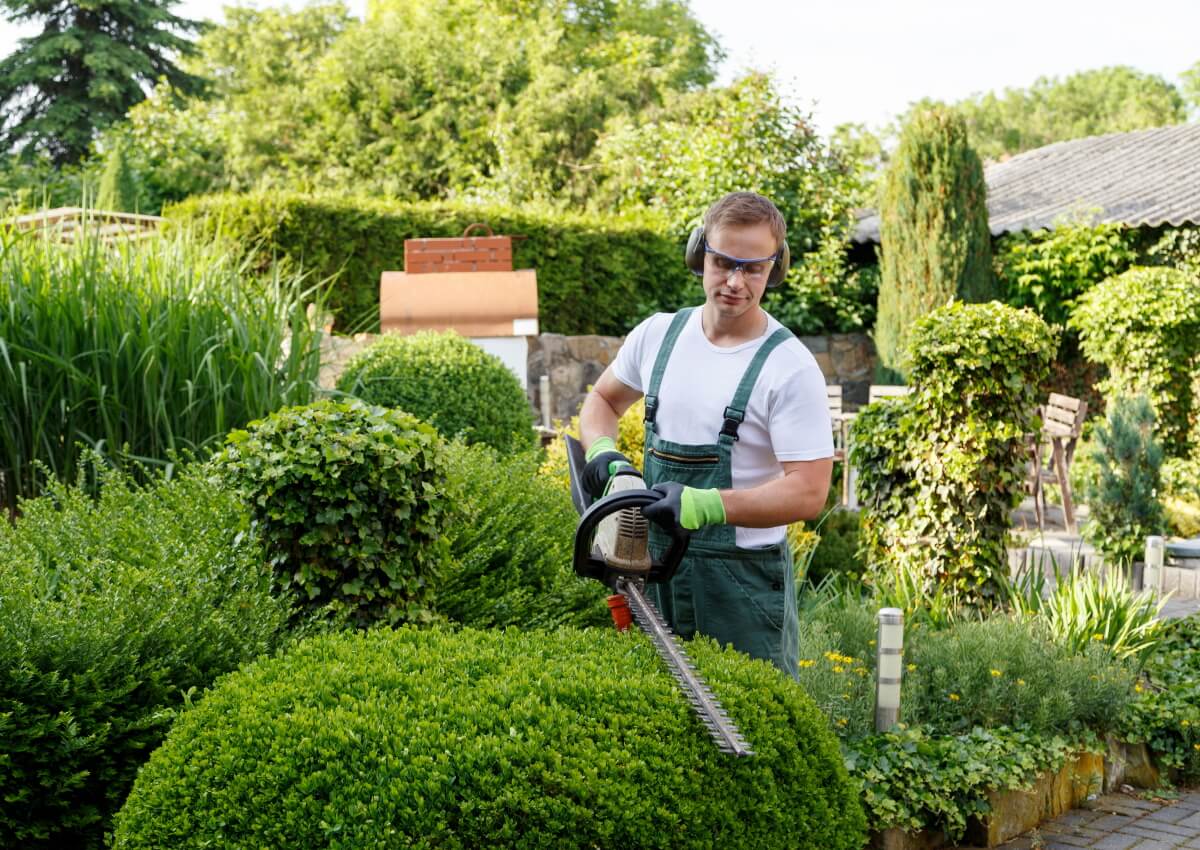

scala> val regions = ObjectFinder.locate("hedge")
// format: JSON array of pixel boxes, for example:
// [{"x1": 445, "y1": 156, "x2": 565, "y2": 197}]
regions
[
  {"x1": 0, "y1": 460, "x2": 292, "y2": 849},
  {"x1": 165, "y1": 191, "x2": 693, "y2": 335},
  {"x1": 113, "y1": 627, "x2": 867, "y2": 850}
]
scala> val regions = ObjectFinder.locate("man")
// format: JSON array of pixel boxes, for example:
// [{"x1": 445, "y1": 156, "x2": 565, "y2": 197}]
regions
[{"x1": 578, "y1": 191, "x2": 833, "y2": 679}]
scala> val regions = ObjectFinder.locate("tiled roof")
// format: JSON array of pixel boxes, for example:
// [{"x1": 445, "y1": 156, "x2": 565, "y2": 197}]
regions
[{"x1": 852, "y1": 123, "x2": 1200, "y2": 244}]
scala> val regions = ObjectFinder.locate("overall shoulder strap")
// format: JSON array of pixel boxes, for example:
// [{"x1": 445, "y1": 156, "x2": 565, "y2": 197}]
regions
[
  {"x1": 719, "y1": 326, "x2": 794, "y2": 443},
  {"x1": 644, "y1": 308, "x2": 694, "y2": 425}
]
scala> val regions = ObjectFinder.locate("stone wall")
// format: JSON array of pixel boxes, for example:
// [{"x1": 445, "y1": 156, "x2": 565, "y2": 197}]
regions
[
  {"x1": 318, "y1": 331, "x2": 877, "y2": 425},
  {"x1": 529, "y1": 332, "x2": 877, "y2": 426}
]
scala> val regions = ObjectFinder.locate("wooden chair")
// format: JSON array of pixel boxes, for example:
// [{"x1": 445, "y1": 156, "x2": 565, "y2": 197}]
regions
[
  {"x1": 1027, "y1": 393, "x2": 1088, "y2": 534},
  {"x1": 827, "y1": 385, "x2": 861, "y2": 506},
  {"x1": 868, "y1": 384, "x2": 910, "y2": 404}
]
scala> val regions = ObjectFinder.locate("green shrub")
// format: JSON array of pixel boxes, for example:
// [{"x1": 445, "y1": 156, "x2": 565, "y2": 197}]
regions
[
  {"x1": 166, "y1": 191, "x2": 691, "y2": 334},
  {"x1": 112, "y1": 627, "x2": 868, "y2": 850},
  {"x1": 1083, "y1": 395, "x2": 1167, "y2": 567},
  {"x1": 994, "y1": 215, "x2": 1137, "y2": 328},
  {"x1": 337, "y1": 331, "x2": 536, "y2": 454},
  {"x1": 1162, "y1": 456, "x2": 1200, "y2": 536},
  {"x1": 1033, "y1": 569, "x2": 1166, "y2": 663},
  {"x1": 0, "y1": 225, "x2": 322, "y2": 515},
  {"x1": 847, "y1": 725, "x2": 1084, "y2": 842},
  {"x1": 1121, "y1": 614, "x2": 1200, "y2": 782},
  {"x1": 851, "y1": 302, "x2": 1057, "y2": 603},
  {"x1": 215, "y1": 399, "x2": 453, "y2": 627},
  {"x1": 440, "y1": 441, "x2": 608, "y2": 629},
  {"x1": 902, "y1": 616, "x2": 1136, "y2": 737},
  {"x1": 0, "y1": 460, "x2": 291, "y2": 850},
  {"x1": 875, "y1": 106, "x2": 997, "y2": 380},
  {"x1": 802, "y1": 509, "x2": 865, "y2": 588},
  {"x1": 1071, "y1": 265, "x2": 1200, "y2": 456}
]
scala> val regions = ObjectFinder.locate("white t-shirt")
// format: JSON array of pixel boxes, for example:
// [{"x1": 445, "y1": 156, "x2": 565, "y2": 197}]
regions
[{"x1": 611, "y1": 308, "x2": 834, "y2": 548}]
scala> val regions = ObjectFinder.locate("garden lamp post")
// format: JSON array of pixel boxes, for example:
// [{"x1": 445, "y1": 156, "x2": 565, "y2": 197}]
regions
[
  {"x1": 1144, "y1": 536, "x2": 1164, "y2": 599},
  {"x1": 875, "y1": 607, "x2": 904, "y2": 732}
]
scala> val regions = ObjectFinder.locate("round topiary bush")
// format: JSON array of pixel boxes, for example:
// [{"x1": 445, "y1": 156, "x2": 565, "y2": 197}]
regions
[
  {"x1": 337, "y1": 331, "x2": 536, "y2": 454},
  {"x1": 215, "y1": 398, "x2": 453, "y2": 627},
  {"x1": 112, "y1": 627, "x2": 867, "y2": 850}
]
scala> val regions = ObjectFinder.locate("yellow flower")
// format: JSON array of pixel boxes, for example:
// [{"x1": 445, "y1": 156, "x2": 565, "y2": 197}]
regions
[
  {"x1": 854, "y1": 667, "x2": 868, "y2": 676},
  {"x1": 1135, "y1": 684, "x2": 1145, "y2": 693},
  {"x1": 799, "y1": 659, "x2": 815, "y2": 669},
  {"x1": 948, "y1": 693, "x2": 960, "y2": 701},
  {"x1": 1092, "y1": 633, "x2": 1104, "y2": 641},
  {"x1": 824, "y1": 651, "x2": 840, "y2": 662},
  {"x1": 868, "y1": 640, "x2": 876, "y2": 647},
  {"x1": 837, "y1": 717, "x2": 848, "y2": 727},
  {"x1": 1194, "y1": 743, "x2": 1200, "y2": 751},
  {"x1": 1017, "y1": 679, "x2": 1027, "y2": 686},
  {"x1": 990, "y1": 669, "x2": 1002, "y2": 678},
  {"x1": 907, "y1": 663, "x2": 917, "y2": 672},
  {"x1": 832, "y1": 665, "x2": 845, "y2": 674},
  {"x1": 1182, "y1": 720, "x2": 1191, "y2": 728}
]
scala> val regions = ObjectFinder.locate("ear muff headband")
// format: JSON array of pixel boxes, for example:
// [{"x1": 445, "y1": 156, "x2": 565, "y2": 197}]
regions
[{"x1": 685, "y1": 225, "x2": 790, "y2": 287}]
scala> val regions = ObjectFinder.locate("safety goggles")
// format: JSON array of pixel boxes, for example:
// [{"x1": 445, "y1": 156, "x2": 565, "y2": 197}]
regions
[{"x1": 703, "y1": 242, "x2": 779, "y2": 282}]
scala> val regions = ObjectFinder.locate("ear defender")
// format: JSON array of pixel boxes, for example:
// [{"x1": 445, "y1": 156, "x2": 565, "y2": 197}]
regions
[{"x1": 684, "y1": 225, "x2": 791, "y2": 287}]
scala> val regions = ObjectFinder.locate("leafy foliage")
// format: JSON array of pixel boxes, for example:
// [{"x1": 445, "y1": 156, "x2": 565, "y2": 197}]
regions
[
  {"x1": 851, "y1": 302, "x2": 1057, "y2": 603},
  {"x1": 112, "y1": 627, "x2": 868, "y2": 850},
  {"x1": 1162, "y1": 456, "x2": 1200, "y2": 537},
  {"x1": 875, "y1": 106, "x2": 997, "y2": 379},
  {"x1": 95, "y1": 139, "x2": 140, "y2": 212},
  {"x1": 798, "y1": 509, "x2": 865, "y2": 589},
  {"x1": 337, "y1": 331, "x2": 536, "y2": 454},
  {"x1": 1071, "y1": 266, "x2": 1200, "y2": 456},
  {"x1": 167, "y1": 191, "x2": 689, "y2": 334},
  {"x1": 215, "y1": 399, "x2": 454, "y2": 628},
  {"x1": 539, "y1": 397, "x2": 647, "y2": 491},
  {"x1": 0, "y1": 459, "x2": 292, "y2": 850},
  {"x1": 1120, "y1": 614, "x2": 1200, "y2": 782},
  {"x1": 110, "y1": 0, "x2": 717, "y2": 206},
  {"x1": 0, "y1": 225, "x2": 322, "y2": 516},
  {"x1": 1083, "y1": 396, "x2": 1167, "y2": 567},
  {"x1": 438, "y1": 441, "x2": 608, "y2": 629},
  {"x1": 846, "y1": 725, "x2": 1085, "y2": 841},
  {"x1": 940, "y1": 66, "x2": 1187, "y2": 161},
  {"x1": 0, "y1": 0, "x2": 206, "y2": 164},
  {"x1": 994, "y1": 215, "x2": 1138, "y2": 327}
]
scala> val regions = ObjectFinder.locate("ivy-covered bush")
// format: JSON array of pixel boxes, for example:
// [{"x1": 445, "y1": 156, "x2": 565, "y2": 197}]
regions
[
  {"x1": 994, "y1": 215, "x2": 1137, "y2": 327},
  {"x1": 1071, "y1": 265, "x2": 1200, "y2": 456},
  {"x1": 337, "y1": 331, "x2": 536, "y2": 454},
  {"x1": 850, "y1": 301, "x2": 1057, "y2": 602},
  {"x1": 1083, "y1": 395, "x2": 1166, "y2": 568},
  {"x1": 0, "y1": 461, "x2": 291, "y2": 850},
  {"x1": 167, "y1": 191, "x2": 690, "y2": 334},
  {"x1": 215, "y1": 399, "x2": 453, "y2": 627},
  {"x1": 112, "y1": 627, "x2": 868, "y2": 850},
  {"x1": 440, "y1": 441, "x2": 608, "y2": 629}
]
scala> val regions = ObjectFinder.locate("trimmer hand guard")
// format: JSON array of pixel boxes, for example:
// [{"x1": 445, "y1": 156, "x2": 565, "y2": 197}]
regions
[{"x1": 572, "y1": 488, "x2": 688, "y2": 588}]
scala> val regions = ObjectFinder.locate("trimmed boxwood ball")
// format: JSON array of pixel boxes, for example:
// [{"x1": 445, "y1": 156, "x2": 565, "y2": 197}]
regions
[
  {"x1": 215, "y1": 398, "x2": 453, "y2": 627},
  {"x1": 337, "y1": 330, "x2": 536, "y2": 454},
  {"x1": 112, "y1": 627, "x2": 867, "y2": 850}
]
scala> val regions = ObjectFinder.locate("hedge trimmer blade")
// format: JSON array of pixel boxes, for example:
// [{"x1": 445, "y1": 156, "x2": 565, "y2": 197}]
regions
[{"x1": 616, "y1": 578, "x2": 753, "y2": 757}]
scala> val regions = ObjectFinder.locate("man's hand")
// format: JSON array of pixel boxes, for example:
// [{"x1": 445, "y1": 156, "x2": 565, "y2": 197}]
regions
[
  {"x1": 641, "y1": 482, "x2": 727, "y2": 534},
  {"x1": 582, "y1": 436, "x2": 635, "y2": 499}
]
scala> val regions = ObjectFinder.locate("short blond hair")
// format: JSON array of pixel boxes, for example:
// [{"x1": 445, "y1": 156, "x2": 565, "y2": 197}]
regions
[{"x1": 703, "y1": 192, "x2": 786, "y2": 250}]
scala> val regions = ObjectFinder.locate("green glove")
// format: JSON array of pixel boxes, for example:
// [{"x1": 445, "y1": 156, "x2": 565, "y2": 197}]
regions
[
  {"x1": 642, "y1": 482, "x2": 726, "y2": 533},
  {"x1": 582, "y1": 436, "x2": 635, "y2": 498}
]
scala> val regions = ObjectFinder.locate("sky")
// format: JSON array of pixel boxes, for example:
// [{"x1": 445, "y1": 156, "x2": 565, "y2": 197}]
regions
[{"x1": 1, "y1": 0, "x2": 1197, "y2": 135}]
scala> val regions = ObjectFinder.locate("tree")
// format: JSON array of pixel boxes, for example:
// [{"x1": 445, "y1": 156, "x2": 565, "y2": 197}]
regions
[
  {"x1": 106, "y1": 0, "x2": 718, "y2": 206},
  {"x1": 1183, "y1": 60, "x2": 1200, "y2": 119},
  {"x1": 949, "y1": 66, "x2": 1185, "y2": 161},
  {"x1": 0, "y1": 0, "x2": 207, "y2": 165},
  {"x1": 875, "y1": 106, "x2": 996, "y2": 380},
  {"x1": 96, "y1": 139, "x2": 138, "y2": 211}
]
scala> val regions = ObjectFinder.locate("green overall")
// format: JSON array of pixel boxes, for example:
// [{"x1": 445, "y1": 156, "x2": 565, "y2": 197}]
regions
[{"x1": 643, "y1": 308, "x2": 800, "y2": 680}]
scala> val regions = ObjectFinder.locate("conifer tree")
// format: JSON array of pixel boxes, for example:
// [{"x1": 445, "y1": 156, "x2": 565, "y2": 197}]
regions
[
  {"x1": 1084, "y1": 395, "x2": 1166, "y2": 568},
  {"x1": 0, "y1": 0, "x2": 206, "y2": 164},
  {"x1": 875, "y1": 106, "x2": 996, "y2": 380},
  {"x1": 96, "y1": 140, "x2": 138, "y2": 212}
]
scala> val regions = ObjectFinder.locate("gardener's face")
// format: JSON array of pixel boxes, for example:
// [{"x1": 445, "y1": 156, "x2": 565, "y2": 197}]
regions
[{"x1": 702, "y1": 222, "x2": 778, "y2": 321}]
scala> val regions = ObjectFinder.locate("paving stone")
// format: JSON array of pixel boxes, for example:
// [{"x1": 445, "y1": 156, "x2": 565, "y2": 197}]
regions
[
  {"x1": 1144, "y1": 805, "x2": 1196, "y2": 824},
  {"x1": 1087, "y1": 833, "x2": 1142, "y2": 849},
  {"x1": 1090, "y1": 813, "x2": 1141, "y2": 831},
  {"x1": 1180, "y1": 812, "x2": 1200, "y2": 831},
  {"x1": 1127, "y1": 841, "x2": 1187, "y2": 850},
  {"x1": 1123, "y1": 820, "x2": 1199, "y2": 839}
]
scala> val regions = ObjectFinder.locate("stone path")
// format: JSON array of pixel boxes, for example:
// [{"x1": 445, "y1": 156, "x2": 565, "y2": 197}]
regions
[{"x1": 988, "y1": 789, "x2": 1200, "y2": 849}]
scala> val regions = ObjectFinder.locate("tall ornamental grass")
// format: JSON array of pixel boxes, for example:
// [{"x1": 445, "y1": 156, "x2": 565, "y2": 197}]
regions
[{"x1": 0, "y1": 223, "x2": 323, "y2": 513}]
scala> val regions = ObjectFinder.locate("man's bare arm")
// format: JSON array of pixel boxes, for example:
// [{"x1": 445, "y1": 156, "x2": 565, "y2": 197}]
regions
[
  {"x1": 578, "y1": 365, "x2": 643, "y2": 449},
  {"x1": 719, "y1": 458, "x2": 833, "y2": 526}
]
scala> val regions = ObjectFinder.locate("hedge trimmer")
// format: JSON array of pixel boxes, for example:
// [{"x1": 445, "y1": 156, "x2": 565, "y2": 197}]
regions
[{"x1": 565, "y1": 435, "x2": 753, "y2": 757}]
